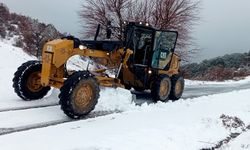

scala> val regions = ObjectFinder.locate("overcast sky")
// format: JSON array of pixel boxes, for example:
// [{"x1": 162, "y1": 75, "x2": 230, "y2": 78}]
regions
[{"x1": 1, "y1": 0, "x2": 250, "y2": 62}]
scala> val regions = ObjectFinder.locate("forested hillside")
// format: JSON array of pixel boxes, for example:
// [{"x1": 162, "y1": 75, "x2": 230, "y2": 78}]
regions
[
  {"x1": 182, "y1": 52, "x2": 250, "y2": 81},
  {"x1": 0, "y1": 3, "x2": 62, "y2": 57}
]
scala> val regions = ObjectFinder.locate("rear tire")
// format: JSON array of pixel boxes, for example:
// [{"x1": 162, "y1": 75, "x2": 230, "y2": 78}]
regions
[
  {"x1": 169, "y1": 75, "x2": 185, "y2": 100},
  {"x1": 59, "y1": 71, "x2": 100, "y2": 119},
  {"x1": 124, "y1": 84, "x2": 131, "y2": 90},
  {"x1": 151, "y1": 75, "x2": 171, "y2": 102},
  {"x1": 12, "y1": 60, "x2": 51, "y2": 101},
  {"x1": 133, "y1": 87, "x2": 145, "y2": 92}
]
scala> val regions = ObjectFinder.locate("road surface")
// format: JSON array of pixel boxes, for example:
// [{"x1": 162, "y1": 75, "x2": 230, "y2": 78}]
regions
[{"x1": 134, "y1": 79, "x2": 250, "y2": 104}]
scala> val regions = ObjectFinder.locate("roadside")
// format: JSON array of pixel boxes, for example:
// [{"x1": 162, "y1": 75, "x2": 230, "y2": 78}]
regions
[{"x1": 0, "y1": 89, "x2": 250, "y2": 150}]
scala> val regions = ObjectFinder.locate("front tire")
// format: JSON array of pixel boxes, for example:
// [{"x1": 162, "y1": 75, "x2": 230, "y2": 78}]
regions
[
  {"x1": 12, "y1": 60, "x2": 51, "y2": 101},
  {"x1": 133, "y1": 87, "x2": 145, "y2": 92},
  {"x1": 151, "y1": 75, "x2": 171, "y2": 102},
  {"x1": 169, "y1": 75, "x2": 185, "y2": 100},
  {"x1": 59, "y1": 71, "x2": 100, "y2": 119}
]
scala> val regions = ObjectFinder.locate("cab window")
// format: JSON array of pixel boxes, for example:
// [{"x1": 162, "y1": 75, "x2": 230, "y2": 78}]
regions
[{"x1": 151, "y1": 31, "x2": 177, "y2": 69}]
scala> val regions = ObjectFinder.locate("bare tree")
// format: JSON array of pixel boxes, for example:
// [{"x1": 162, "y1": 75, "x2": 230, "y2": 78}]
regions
[
  {"x1": 152, "y1": 0, "x2": 200, "y2": 61},
  {"x1": 20, "y1": 18, "x2": 61, "y2": 57},
  {"x1": 79, "y1": 0, "x2": 200, "y2": 60}
]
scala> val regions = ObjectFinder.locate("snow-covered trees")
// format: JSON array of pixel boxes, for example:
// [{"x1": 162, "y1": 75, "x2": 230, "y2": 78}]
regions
[
  {"x1": 182, "y1": 52, "x2": 250, "y2": 81},
  {"x1": 0, "y1": 3, "x2": 9, "y2": 38},
  {"x1": 0, "y1": 3, "x2": 62, "y2": 57},
  {"x1": 22, "y1": 19, "x2": 61, "y2": 57}
]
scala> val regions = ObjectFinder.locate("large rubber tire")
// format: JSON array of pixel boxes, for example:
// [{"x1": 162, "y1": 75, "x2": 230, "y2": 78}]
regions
[
  {"x1": 151, "y1": 75, "x2": 171, "y2": 102},
  {"x1": 59, "y1": 71, "x2": 100, "y2": 119},
  {"x1": 133, "y1": 87, "x2": 145, "y2": 92},
  {"x1": 12, "y1": 60, "x2": 51, "y2": 101},
  {"x1": 124, "y1": 84, "x2": 131, "y2": 90},
  {"x1": 169, "y1": 75, "x2": 185, "y2": 101}
]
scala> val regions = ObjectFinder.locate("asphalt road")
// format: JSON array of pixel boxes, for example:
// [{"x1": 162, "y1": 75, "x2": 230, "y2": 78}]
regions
[{"x1": 133, "y1": 80, "x2": 250, "y2": 104}]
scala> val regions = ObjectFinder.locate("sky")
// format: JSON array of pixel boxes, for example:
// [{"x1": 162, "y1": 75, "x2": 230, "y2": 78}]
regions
[{"x1": 1, "y1": 0, "x2": 250, "y2": 62}]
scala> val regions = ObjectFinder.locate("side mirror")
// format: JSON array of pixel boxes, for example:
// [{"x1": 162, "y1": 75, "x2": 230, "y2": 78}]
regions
[{"x1": 106, "y1": 21, "x2": 112, "y2": 39}]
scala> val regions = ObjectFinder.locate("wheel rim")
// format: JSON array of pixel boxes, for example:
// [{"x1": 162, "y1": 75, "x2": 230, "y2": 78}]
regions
[
  {"x1": 73, "y1": 82, "x2": 93, "y2": 112},
  {"x1": 175, "y1": 80, "x2": 183, "y2": 95},
  {"x1": 26, "y1": 71, "x2": 43, "y2": 92},
  {"x1": 160, "y1": 79, "x2": 169, "y2": 98}
]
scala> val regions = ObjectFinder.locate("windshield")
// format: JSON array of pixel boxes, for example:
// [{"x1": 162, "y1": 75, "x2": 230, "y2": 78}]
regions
[{"x1": 151, "y1": 31, "x2": 177, "y2": 69}]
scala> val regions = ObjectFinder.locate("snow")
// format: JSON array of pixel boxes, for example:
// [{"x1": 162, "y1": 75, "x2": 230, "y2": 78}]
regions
[
  {"x1": 0, "y1": 40, "x2": 34, "y2": 99},
  {"x1": 185, "y1": 76, "x2": 250, "y2": 86},
  {"x1": 66, "y1": 55, "x2": 94, "y2": 71},
  {"x1": 0, "y1": 89, "x2": 250, "y2": 150},
  {"x1": 0, "y1": 39, "x2": 250, "y2": 150},
  {"x1": 224, "y1": 131, "x2": 250, "y2": 150},
  {"x1": 0, "y1": 87, "x2": 133, "y2": 129},
  {"x1": 0, "y1": 40, "x2": 59, "y2": 110}
]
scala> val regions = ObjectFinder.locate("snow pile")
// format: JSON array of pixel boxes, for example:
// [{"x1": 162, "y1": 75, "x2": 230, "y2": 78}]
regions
[
  {"x1": 66, "y1": 55, "x2": 94, "y2": 71},
  {"x1": 95, "y1": 87, "x2": 134, "y2": 112},
  {"x1": 66, "y1": 55, "x2": 117, "y2": 78},
  {"x1": 1, "y1": 89, "x2": 250, "y2": 150}
]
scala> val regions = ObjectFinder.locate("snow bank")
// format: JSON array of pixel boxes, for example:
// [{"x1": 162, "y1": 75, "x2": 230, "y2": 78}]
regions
[
  {"x1": 0, "y1": 40, "x2": 35, "y2": 98},
  {"x1": 95, "y1": 87, "x2": 134, "y2": 112},
  {"x1": 1, "y1": 89, "x2": 250, "y2": 150},
  {"x1": 185, "y1": 76, "x2": 250, "y2": 86}
]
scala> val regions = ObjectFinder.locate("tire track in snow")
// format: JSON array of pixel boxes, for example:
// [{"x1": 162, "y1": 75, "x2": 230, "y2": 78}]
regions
[
  {"x1": 0, "y1": 110, "x2": 120, "y2": 136},
  {"x1": 0, "y1": 103, "x2": 58, "y2": 113},
  {"x1": 1, "y1": 81, "x2": 249, "y2": 137}
]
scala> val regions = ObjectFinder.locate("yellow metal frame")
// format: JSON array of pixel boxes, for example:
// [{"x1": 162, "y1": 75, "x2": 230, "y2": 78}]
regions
[{"x1": 41, "y1": 39, "x2": 133, "y2": 89}]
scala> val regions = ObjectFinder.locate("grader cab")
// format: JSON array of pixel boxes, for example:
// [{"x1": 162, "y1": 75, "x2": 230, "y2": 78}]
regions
[{"x1": 13, "y1": 22, "x2": 184, "y2": 119}]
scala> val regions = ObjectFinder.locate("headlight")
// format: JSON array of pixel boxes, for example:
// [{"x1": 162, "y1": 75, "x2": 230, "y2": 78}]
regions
[{"x1": 79, "y1": 45, "x2": 87, "y2": 50}]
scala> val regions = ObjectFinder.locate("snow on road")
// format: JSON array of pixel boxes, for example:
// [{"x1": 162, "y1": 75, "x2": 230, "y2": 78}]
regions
[
  {"x1": 0, "y1": 89, "x2": 250, "y2": 150},
  {"x1": 0, "y1": 87, "x2": 133, "y2": 129}
]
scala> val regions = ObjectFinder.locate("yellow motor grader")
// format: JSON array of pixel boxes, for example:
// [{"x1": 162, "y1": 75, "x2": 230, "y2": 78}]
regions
[{"x1": 13, "y1": 22, "x2": 184, "y2": 119}]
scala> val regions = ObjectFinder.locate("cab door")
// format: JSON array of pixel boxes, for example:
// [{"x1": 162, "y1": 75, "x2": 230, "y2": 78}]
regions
[
  {"x1": 131, "y1": 28, "x2": 153, "y2": 88},
  {"x1": 151, "y1": 31, "x2": 178, "y2": 70}
]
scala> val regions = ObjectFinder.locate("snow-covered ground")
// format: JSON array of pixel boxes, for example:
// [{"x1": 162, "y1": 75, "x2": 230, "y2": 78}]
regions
[
  {"x1": 0, "y1": 89, "x2": 250, "y2": 150},
  {"x1": 0, "y1": 39, "x2": 59, "y2": 110},
  {"x1": 225, "y1": 131, "x2": 250, "y2": 149},
  {"x1": 185, "y1": 76, "x2": 250, "y2": 86},
  {"x1": 0, "y1": 40, "x2": 250, "y2": 150}
]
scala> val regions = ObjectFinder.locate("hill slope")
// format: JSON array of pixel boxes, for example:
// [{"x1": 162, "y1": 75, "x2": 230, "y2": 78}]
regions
[
  {"x1": 183, "y1": 52, "x2": 250, "y2": 81},
  {"x1": 0, "y1": 39, "x2": 34, "y2": 98}
]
